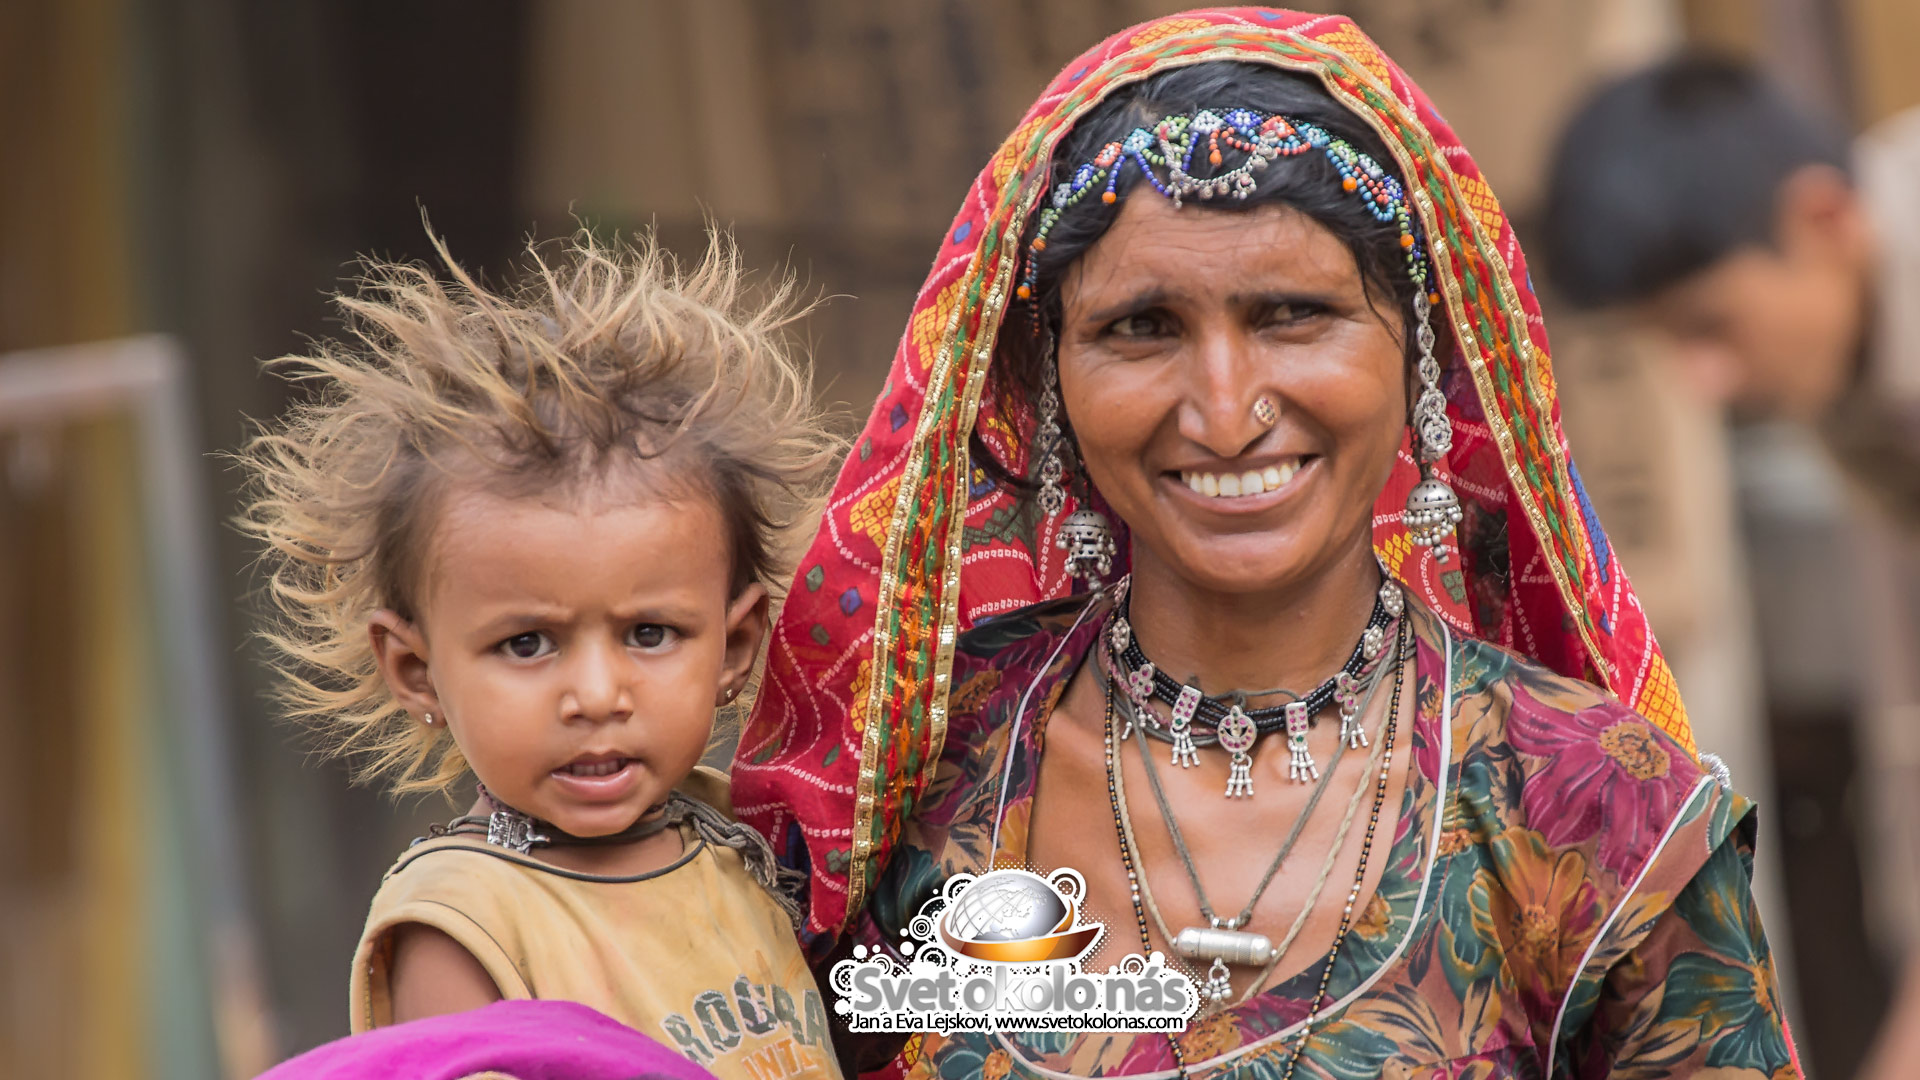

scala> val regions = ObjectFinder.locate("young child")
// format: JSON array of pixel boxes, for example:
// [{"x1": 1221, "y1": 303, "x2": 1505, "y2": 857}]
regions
[{"x1": 241, "y1": 229, "x2": 844, "y2": 1080}]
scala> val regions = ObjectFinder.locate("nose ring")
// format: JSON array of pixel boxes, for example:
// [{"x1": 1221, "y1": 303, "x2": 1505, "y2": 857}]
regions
[{"x1": 1252, "y1": 395, "x2": 1279, "y2": 428}]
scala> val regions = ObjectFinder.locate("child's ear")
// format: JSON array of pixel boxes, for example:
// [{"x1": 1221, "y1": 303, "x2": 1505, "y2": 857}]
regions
[
  {"x1": 718, "y1": 584, "x2": 771, "y2": 704},
  {"x1": 369, "y1": 610, "x2": 441, "y2": 721}
]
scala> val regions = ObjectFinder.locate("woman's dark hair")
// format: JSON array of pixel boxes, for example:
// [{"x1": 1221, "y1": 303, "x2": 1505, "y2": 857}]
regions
[{"x1": 974, "y1": 61, "x2": 1424, "y2": 493}]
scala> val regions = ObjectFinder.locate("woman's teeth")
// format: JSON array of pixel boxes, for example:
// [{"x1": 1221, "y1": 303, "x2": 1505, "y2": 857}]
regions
[
  {"x1": 1181, "y1": 461, "x2": 1300, "y2": 498},
  {"x1": 562, "y1": 758, "x2": 629, "y2": 778}
]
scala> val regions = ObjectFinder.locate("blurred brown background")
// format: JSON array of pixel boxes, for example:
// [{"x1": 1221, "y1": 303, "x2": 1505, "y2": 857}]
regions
[{"x1": 3, "y1": 0, "x2": 1916, "y2": 1076}]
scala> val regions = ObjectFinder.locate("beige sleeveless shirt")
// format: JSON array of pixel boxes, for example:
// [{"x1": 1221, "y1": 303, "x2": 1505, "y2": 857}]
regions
[{"x1": 350, "y1": 771, "x2": 840, "y2": 1080}]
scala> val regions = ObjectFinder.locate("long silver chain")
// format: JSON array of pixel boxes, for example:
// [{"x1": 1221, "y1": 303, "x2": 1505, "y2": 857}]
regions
[{"x1": 1118, "y1": 646, "x2": 1388, "y2": 931}]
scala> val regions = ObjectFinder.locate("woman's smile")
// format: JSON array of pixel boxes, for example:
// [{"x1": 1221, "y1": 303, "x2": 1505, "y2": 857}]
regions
[{"x1": 1170, "y1": 453, "x2": 1318, "y2": 511}]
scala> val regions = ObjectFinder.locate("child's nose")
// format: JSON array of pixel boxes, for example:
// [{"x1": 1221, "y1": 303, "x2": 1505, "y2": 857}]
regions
[{"x1": 561, "y1": 640, "x2": 634, "y2": 722}]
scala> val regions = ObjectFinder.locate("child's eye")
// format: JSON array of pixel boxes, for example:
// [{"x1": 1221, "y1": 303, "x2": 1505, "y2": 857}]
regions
[
  {"x1": 500, "y1": 631, "x2": 553, "y2": 660},
  {"x1": 627, "y1": 624, "x2": 676, "y2": 650}
]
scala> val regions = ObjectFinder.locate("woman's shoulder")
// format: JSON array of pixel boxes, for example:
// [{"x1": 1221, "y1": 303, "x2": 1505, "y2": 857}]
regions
[
  {"x1": 955, "y1": 593, "x2": 1097, "y2": 661},
  {"x1": 1445, "y1": 625, "x2": 1691, "y2": 775},
  {"x1": 1436, "y1": 618, "x2": 1747, "y2": 893},
  {"x1": 947, "y1": 593, "x2": 1099, "y2": 709}
]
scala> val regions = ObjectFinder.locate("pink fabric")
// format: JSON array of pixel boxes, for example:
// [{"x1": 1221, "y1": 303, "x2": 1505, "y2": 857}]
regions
[{"x1": 256, "y1": 1001, "x2": 716, "y2": 1080}]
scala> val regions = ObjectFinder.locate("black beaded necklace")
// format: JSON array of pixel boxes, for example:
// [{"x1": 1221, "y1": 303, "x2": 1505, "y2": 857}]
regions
[{"x1": 1107, "y1": 578, "x2": 1398, "y2": 736}]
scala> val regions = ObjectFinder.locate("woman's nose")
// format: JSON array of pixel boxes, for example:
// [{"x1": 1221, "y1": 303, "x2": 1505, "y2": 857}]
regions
[{"x1": 1176, "y1": 326, "x2": 1269, "y2": 458}]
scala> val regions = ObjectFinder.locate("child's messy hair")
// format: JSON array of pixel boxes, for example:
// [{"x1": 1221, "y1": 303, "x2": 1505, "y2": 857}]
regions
[{"x1": 239, "y1": 227, "x2": 842, "y2": 795}]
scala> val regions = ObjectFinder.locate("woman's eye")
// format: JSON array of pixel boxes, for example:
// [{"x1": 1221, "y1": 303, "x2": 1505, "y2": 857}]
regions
[
  {"x1": 500, "y1": 631, "x2": 552, "y2": 660},
  {"x1": 1261, "y1": 301, "x2": 1326, "y2": 326},
  {"x1": 1107, "y1": 311, "x2": 1173, "y2": 339},
  {"x1": 627, "y1": 624, "x2": 675, "y2": 649}
]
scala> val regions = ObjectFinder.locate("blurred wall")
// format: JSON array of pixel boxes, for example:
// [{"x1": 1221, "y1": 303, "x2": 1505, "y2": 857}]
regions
[
  {"x1": 130, "y1": 0, "x2": 535, "y2": 1064},
  {"x1": 519, "y1": 0, "x2": 1678, "y2": 409},
  {"x1": 1, "y1": 1, "x2": 152, "y2": 1077}
]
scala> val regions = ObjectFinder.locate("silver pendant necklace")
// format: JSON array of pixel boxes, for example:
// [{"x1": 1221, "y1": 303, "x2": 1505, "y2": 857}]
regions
[
  {"x1": 1104, "y1": 574, "x2": 1403, "y2": 796},
  {"x1": 1101, "y1": 618, "x2": 1402, "y2": 1009}
]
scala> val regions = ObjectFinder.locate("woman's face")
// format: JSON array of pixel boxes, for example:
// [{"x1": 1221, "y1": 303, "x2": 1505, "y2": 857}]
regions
[{"x1": 1056, "y1": 194, "x2": 1409, "y2": 596}]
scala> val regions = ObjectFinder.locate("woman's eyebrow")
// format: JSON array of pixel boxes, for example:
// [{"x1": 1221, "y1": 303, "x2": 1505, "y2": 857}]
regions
[
  {"x1": 1229, "y1": 289, "x2": 1341, "y2": 308},
  {"x1": 1078, "y1": 287, "x2": 1174, "y2": 325}
]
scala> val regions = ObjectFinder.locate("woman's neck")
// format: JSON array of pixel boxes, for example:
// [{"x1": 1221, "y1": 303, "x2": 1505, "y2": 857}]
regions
[{"x1": 1122, "y1": 539, "x2": 1384, "y2": 696}]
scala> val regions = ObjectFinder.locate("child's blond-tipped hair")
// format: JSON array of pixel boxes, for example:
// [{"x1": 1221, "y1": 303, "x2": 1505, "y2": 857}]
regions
[{"x1": 240, "y1": 228, "x2": 842, "y2": 794}]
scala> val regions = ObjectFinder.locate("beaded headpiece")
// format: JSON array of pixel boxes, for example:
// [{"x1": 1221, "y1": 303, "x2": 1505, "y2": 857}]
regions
[{"x1": 1018, "y1": 108, "x2": 1435, "y2": 305}]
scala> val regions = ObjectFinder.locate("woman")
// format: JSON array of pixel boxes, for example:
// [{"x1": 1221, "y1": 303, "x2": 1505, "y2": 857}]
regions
[{"x1": 738, "y1": 10, "x2": 1797, "y2": 1078}]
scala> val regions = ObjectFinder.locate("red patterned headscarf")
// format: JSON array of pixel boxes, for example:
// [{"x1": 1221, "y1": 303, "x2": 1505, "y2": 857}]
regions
[{"x1": 734, "y1": 7, "x2": 1694, "y2": 939}]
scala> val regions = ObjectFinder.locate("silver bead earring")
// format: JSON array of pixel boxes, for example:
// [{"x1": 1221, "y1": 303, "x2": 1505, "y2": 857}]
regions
[
  {"x1": 1057, "y1": 508, "x2": 1117, "y2": 586},
  {"x1": 1402, "y1": 291, "x2": 1464, "y2": 561},
  {"x1": 422, "y1": 712, "x2": 435, "y2": 726}
]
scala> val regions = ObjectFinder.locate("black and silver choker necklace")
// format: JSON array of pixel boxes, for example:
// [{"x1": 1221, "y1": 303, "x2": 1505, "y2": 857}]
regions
[
  {"x1": 422, "y1": 785, "x2": 808, "y2": 927},
  {"x1": 426, "y1": 785, "x2": 676, "y2": 853},
  {"x1": 1101, "y1": 573, "x2": 1404, "y2": 797}
]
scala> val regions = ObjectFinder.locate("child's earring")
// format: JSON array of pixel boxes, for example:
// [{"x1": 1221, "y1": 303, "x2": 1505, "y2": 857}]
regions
[{"x1": 422, "y1": 712, "x2": 435, "y2": 726}]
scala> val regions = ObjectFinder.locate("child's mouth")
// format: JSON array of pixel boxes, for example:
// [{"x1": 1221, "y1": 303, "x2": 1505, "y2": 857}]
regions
[
  {"x1": 559, "y1": 756, "x2": 632, "y2": 778},
  {"x1": 550, "y1": 753, "x2": 641, "y2": 801}
]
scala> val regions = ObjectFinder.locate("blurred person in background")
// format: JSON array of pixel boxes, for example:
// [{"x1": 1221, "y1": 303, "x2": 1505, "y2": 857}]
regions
[{"x1": 1542, "y1": 55, "x2": 1920, "y2": 1080}]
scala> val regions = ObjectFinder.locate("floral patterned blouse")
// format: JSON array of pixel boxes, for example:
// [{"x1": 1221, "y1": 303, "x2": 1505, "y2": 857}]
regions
[{"x1": 856, "y1": 595, "x2": 1798, "y2": 1080}]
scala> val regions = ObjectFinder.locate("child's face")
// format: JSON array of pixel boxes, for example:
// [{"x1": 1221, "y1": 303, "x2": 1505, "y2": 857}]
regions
[{"x1": 370, "y1": 478, "x2": 767, "y2": 836}]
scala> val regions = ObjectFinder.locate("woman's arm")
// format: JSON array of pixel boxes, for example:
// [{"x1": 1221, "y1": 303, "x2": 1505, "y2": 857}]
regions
[
  {"x1": 388, "y1": 923, "x2": 503, "y2": 1024},
  {"x1": 1569, "y1": 833, "x2": 1799, "y2": 1078}
]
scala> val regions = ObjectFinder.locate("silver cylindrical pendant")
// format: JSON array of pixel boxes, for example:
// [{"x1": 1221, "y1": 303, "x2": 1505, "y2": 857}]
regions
[{"x1": 1173, "y1": 926, "x2": 1275, "y2": 966}]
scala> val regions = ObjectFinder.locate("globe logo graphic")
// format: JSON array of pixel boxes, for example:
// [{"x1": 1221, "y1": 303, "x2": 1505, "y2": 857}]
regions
[
  {"x1": 947, "y1": 870, "x2": 1069, "y2": 943},
  {"x1": 937, "y1": 868, "x2": 1103, "y2": 963}
]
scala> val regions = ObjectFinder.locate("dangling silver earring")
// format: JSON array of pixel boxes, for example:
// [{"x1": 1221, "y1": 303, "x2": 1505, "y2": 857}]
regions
[
  {"x1": 1035, "y1": 339, "x2": 1115, "y2": 590},
  {"x1": 1036, "y1": 348, "x2": 1068, "y2": 517},
  {"x1": 1057, "y1": 507, "x2": 1116, "y2": 588},
  {"x1": 1402, "y1": 291, "x2": 1463, "y2": 561}
]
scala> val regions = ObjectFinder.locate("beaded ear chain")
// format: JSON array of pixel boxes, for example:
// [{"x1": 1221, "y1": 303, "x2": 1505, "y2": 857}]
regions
[{"x1": 1017, "y1": 108, "x2": 1435, "y2": 306}]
